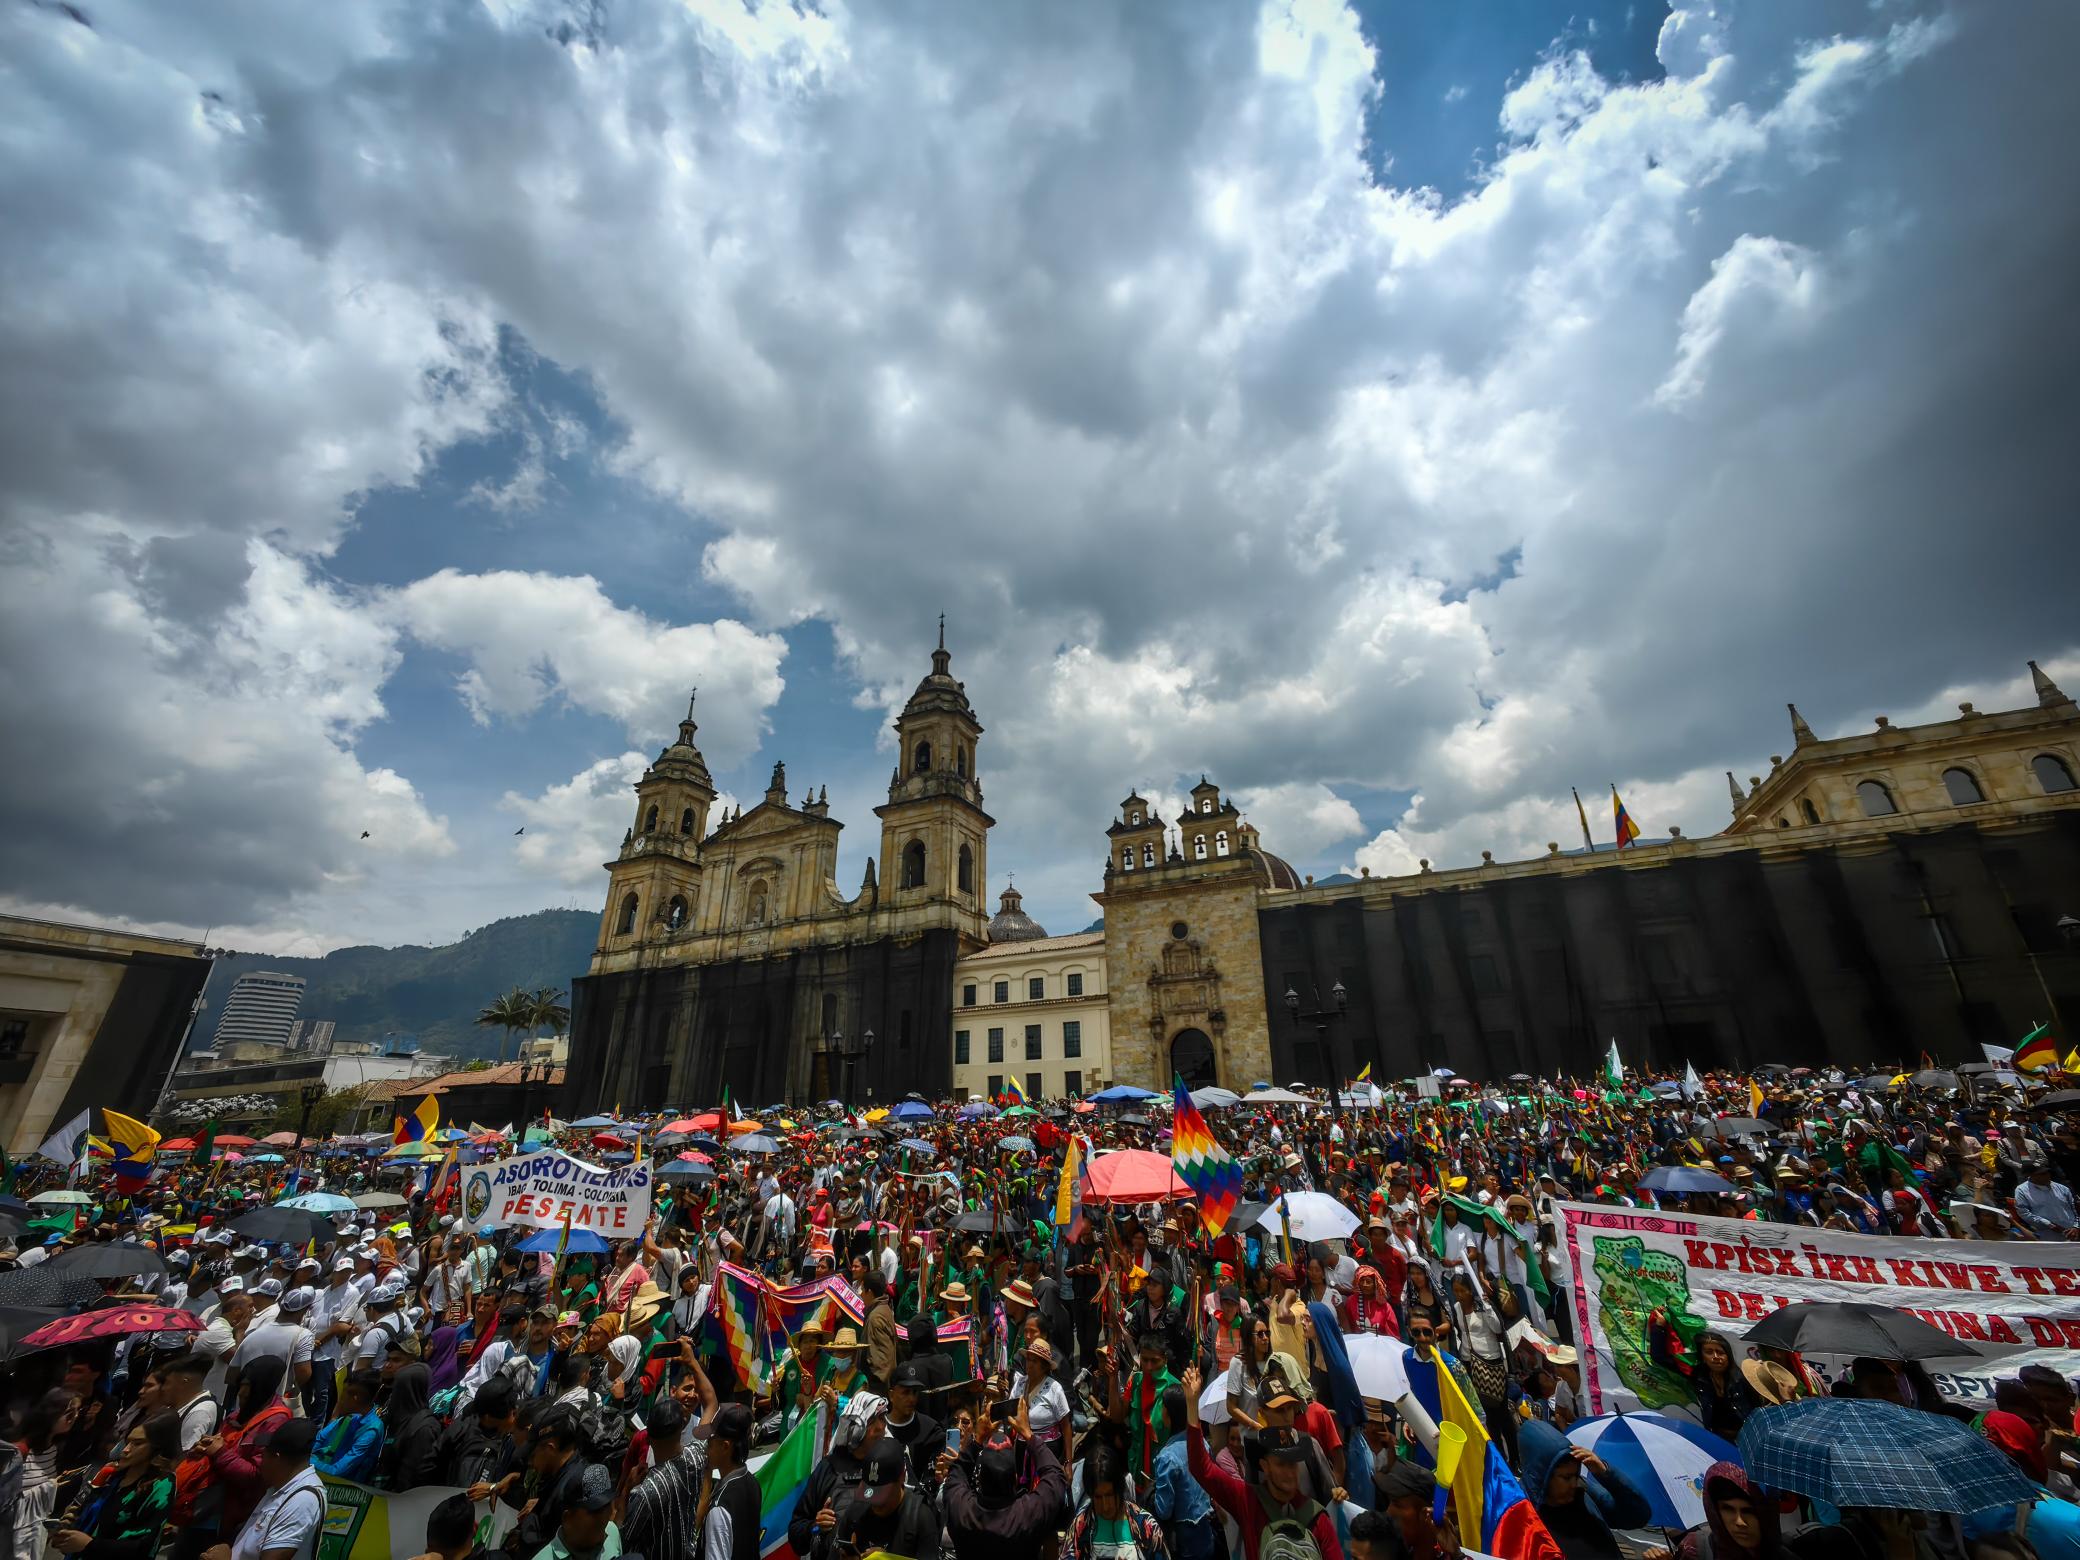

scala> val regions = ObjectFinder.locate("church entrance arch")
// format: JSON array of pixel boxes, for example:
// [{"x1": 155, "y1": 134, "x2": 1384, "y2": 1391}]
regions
[{"x1": 1170, "y1": 1028, "x2": 1218, "y2": 1091}]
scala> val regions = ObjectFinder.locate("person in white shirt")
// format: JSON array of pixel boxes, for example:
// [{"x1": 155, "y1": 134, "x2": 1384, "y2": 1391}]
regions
[
  {"x1": 161, "y1": 1353, "x2": 222, "y2": 1450},
  {"x1": 197, "y1": 1287, "x2": 253, "y2": 1402},
  {"x1": 306, "y1": 1261, "x2": 363, "y2": 1425},
  {"x1": 204, "y1": 1415, "x2": 325, "y2": 1560},
  {"x1": 230, "y1": 1286, "x2": 316, "y2": 1409},
  {"x1": 248, "y1": 1276, "x2": 283, "y2": 1329},
  {"x1": 351, "y1": 1285, "x2": 408, "y2": 1368},
  {"x1": 424, "y1": 1240, "x2": 471, "y2": 1324}
]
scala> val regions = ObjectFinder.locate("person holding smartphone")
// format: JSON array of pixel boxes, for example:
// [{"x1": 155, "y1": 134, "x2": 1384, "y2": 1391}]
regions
[{"x1": 937, "y1": 1398, "x2": 1068, "y2": 1560}]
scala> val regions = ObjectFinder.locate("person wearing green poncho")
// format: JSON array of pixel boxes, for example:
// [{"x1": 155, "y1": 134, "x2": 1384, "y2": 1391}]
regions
[
  {"x1": 773, "y1": 1324, "x2": 834, "y2": 1429},
  {"x1": 1102, "y1": 1331, "x2": 1178, "y2": 1486}
]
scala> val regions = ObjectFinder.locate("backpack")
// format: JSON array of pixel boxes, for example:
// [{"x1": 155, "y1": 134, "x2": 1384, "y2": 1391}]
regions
[
  {"x1": 575, "y1": 1396, "x2": 631, "y2": 1470},
  {"x1": 1255, "y1": 1491, "x2": 1325, "y2": 1560}
]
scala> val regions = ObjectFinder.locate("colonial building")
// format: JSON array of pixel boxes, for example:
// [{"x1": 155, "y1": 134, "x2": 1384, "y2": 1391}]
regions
[
  {"x1": 1245, "y1": 663, "x2": 2080, "y2": 1085},
  {"x1": 1088, "y1": 779, "x2": 1302, "y2": 1092},
  {"x1": 0, "y1": 915, "x2": 213, "y2": 1152},
  {"x1": 565, "y1": 634, "x2": 994, "y2": 1111},
  {"x1": 950, "y1": 886, "x2": 1111, "y2": 1101}
]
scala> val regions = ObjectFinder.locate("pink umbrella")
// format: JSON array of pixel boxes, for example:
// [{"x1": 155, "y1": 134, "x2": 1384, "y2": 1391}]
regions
[
  {"x1": 1082, "y1": 1149, "x2": 1192, "y2": 1204},
  {"x1": 261, "y1": 1131, "x2": 300, "y2": 1147},
  {"x1": 21, "y1": 1307, "x2": 204, "y2": 1352}
]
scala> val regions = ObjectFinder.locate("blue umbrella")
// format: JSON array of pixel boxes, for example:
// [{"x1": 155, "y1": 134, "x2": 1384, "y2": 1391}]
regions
[
  {"x1": 1087, "y1": 1085, "x2": 1162, "y2": 1103},
  {"x1": 897, "y1": 1138, "x2": 937, "y2": 1156},
  {"x1": 891, "y1": 1101, "x2": 936, "y2": 1121},
  {"x1": 573, "y1": 1114, "x2": 618, "y2": 1129},
  {"x1": 279, "y1": 1192, "x2": 357, "y2": 1215},
  {"x1": 659, "y1": 1161, "x2": 714, "y2": 1181},
  {"x1": 1565, "y1": 1414, "x2": 1738, "y2": 1529},
  {"x1": 1637, "y1": 1165, "x2": 1735, "y2": 1196},
  {"x1": 600, "y1": 1151, "x2": 633, "y2": 1164},
  {"x1": 956, "y1": 1102, "x2": 998, "y2": 1119},
  {"x1": 1738, "y1": 1398, "x2": 2036, "y2": 1513},
  {"x1": 732, "y1": 1135, "x2": 780, "y2": 1155},
  {"x1": 998, "y1": 1136, "x2": 1036, "y2": 1154},
  {"x1": 515, "y1": 1227, "x2": 611, "y2": 1256}
]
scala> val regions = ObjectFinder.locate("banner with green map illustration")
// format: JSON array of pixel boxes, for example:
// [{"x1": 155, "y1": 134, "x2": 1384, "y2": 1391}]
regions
[{"x1": 1556, "y1": 1201, "x2": 2080, "y2": 1413}]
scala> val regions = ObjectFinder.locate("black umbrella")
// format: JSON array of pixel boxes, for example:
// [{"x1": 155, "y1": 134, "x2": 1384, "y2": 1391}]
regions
[
  {"x1": 0, "y1": 1305, "x2": 63, "y2": 1362},
  {"x1": 0, "y1": 1195, "x2": 30, "y2": 1218},
  {"x1": 902, "y1": 1092, "x2": 928, "y2": 1104},
  {"x1": 1745, "y1": 1300, "x2": 1981, "y2": 1362},
  {"x1": 232, "y1": 1207, "x2": 336, "y2": 1247},
  {"x1": 953, "y1": 1208, "x2": 1013, "y2": 1234},
  {"x1": 0, "y1": 1268, "x2": 106, "y2": 1308},
  {"x1": 1755, "y1": 1063, "x2": 1793, "y2": 1076},
  {"x1": 48, "y1": 1243, "x2": 167, "y2": 1281},
  {"x1": 1117, "y1": 1113, "x2": 1152, "y2": 1127},
  {"x1": 2036, "y1": 1090, "x2": 2080, "y2": 1110},
  {"x1": 1909, "y1": 1068, "x2": 1959, "y2": 1090},
  {"x1": 1708, "y1": 1117, "x2": 1771, "y2": 1137}
]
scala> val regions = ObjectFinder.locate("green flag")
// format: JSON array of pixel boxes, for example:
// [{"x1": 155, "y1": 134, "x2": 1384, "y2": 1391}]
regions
[
  {"x1": 1604, "y1": 1038, "x2": 1624, "y2": 1088},
  {"x1": 190, "y1": 1120, "x2": 218, "y2": 1168}
]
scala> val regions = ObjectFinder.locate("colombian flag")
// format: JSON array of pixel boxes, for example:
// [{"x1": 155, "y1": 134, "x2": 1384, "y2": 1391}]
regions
[
  {"x1": 100, "y1": 1109, "x2": 160, "y2": 1197},
  {"x1": 2015, "y1": 1023, "x2": 2060, "y2": 1075},
  {"x1": 1003, "y1": 1074, "x2": 1029, "y2": 1109},
  {"x1": 1612, "y1": 785, "x2": 1642, "y2": 849},
  {"x1": 394, "y1": 1093, "x2": 439, "y2": 1145},
  {"x1": 1406, "y1": 1345, "x2": 1563, "y2": 1560},
  {"x1": 1170, "y1": 1076, "x2": 1242, "y2": 1237}
]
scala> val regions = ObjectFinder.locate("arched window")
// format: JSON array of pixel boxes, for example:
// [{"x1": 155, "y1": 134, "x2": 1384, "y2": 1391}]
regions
[
  {"x1": 643, "y1": 804, "x2": 659, "y2": 833},
  {"x1": 1776, "y1": 817, "x2": 1789, "y2": 828},
  {"x1": 616, "y1": 893, "x2": 639, "y2": 935},
  {"x1": 901, "y1": 840, "x2": 926, "y2": 889},
  {"x1": 1214, "y1": 830, "x2": 1230, "y2": 857},
  {"x1": 1942, "y1": 767, "x2": 1984, "y2": 805},
  {"x1": 1800, "y1": 798, "x2": 1821, "y2": 825},
  {"x1": 1121, "y1": 849, "x2": 1134, "y2": 872},
  {"x1": 1200, "y1": 798, "x2": 1212, "y2": 813},
  {"x1": 913, "y1": 740, "x2": 932, "y2": 775},
  {"x1": 956, "y1": 747, "x2": 969, "y2": 778},
  {"x1": 1855, "y1": 780, "x2": 1898, "y2": 818},
  {"x1": 1130, "y1": 810, "x2": 1141, "y2": 825},
  {"x1": 1193, "y1": 835, "x2": 1207, "y2": 860},
  {"x1": 680, "y1": 806, "x2": 696, "y2": 834},
  {"x1": 957, "y1": 843, "x2": 974, "y2": 892},
  {"x1": 2034, "y1": 753, "x2": 2078, "y2": 794},
  {"x1": 665, "y1": 895, "x2": 688, "y2": 930},
  {"x1": 1141, "y1": 841, "x2": 1155, "y2": 867},
  {"x1": 747, "y1": 880, "x2": 769, "y2": 924}
]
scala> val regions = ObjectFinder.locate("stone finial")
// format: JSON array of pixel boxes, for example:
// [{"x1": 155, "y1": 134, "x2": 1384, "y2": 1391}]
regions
[
  {"x1": 1959, "y1": 702, "x2": 1977, "y2": 716},
  {"x1": 1788, "y1": 703, "x2": 1815, "y2": 744},
  {"x1": 1419, "y1": 859, "x2": 1432, "y2": 873},
  {"x1": 1669, "y1": 825, "x2": 1683, "y2": 839},
  {"x1": 1361, "y1": 865, "x2": 1371, "y2": 877},
  {"x1": 1770, "y1": 755, "x2": 1783, "y2": 769},
  {"x1": 1749, "y1": 776, "x2": 1763, "y2": 790},
  {"x1": 2031, "y1": 660, "x2": 2071, "y2": 707},
  {"x1": 1727, "y1": 771, "x2": 1746, "y2": 810},
  {"x1": 1874, "y1": 716, "x2": 1890, "y2": 730},
  {"x1": 1480, "y1": 850, "x2": 1494, "y2": 865},
  {"x1": 1548, "y1": 842, "x2": 1561, "y2": 855}
]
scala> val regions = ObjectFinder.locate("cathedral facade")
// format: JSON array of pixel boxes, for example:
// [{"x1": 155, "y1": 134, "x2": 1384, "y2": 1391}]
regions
[{"x1": 563, "y1": 635, "x2": 993, "y2": 1112}]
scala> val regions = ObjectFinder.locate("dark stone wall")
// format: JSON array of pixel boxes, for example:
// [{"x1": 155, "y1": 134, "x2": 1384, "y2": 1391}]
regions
[
  {"x1": 1257, "y1": 817, "x2": 2080, "y2": 1081},
  {"x1": 43, "y1": 949, "x2": 211, "y2": 1127},
  {"x1": 565, "y1": 930, "x2": 964, "y2": 1113}
]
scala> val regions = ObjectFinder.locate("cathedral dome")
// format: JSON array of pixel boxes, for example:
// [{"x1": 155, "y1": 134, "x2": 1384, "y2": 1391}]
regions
[
  {"x1": 987, "y1": 884, "x2": 1048, "y2": 943},
  {"x1": 1250, "y1": 849, "x2": 1303, "y2": 891}
]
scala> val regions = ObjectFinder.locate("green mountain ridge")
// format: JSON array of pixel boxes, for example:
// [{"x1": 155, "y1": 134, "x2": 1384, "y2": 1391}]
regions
[{"x1": 197, "y1": 909, "x2": 599, "y2": 1061}]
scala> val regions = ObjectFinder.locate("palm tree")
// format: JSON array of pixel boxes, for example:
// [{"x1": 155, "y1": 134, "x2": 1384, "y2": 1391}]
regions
[
  {"x1": 525, "y1": 987, "x2": 571, "y2": 1055},
  {"x1": 476, "y1": 989, "x2": 534, "y2": 1066}
]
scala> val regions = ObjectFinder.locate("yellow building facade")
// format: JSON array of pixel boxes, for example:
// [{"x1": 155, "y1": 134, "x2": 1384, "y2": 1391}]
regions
[{"x1": 950, "y1": 888, "x2": 1111, "y2": 1101}]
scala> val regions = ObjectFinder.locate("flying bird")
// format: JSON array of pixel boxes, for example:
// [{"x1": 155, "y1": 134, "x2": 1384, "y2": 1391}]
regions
[
  {"x1": 360, "y1": 830, "x2": 370, "y2": 839},
  {"x1": 514, "y1": 827, "x2": 525, "y2": 836}
]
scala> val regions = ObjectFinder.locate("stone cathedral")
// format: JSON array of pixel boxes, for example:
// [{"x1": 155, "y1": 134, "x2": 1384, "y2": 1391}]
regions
[{"x1": 564, "y1": 632, "x2": 993, "y2": 1110}]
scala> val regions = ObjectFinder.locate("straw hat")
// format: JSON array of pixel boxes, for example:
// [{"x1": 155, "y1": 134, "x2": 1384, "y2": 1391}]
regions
[
  {"x1": 1000, "y1": 1279, "x2": 1039, "y2": 1310},
  {"x1": 828, "y1": 1326, "x2": 863, "y2": 1352},
  {"x1": 1741, "y1": 1357, "x2": 1802, "y2": 1405},
  {"x1": 623, "y1": 1280, "x2": 669, "y2": 1329},
  {"x1": 938, "y1": 1281, "x2": 972, "y2": 1306}
]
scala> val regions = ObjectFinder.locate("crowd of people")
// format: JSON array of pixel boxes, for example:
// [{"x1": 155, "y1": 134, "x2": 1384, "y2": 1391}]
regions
[{"x1": 5, "y1": 1059, "x2": 2080, "y2": 1560}]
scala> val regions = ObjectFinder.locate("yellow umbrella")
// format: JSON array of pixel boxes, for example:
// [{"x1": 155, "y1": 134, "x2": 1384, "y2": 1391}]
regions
[
  {"x1": 776, "y1": 1119, "x2": 797, "y2": 1132},
  {"x1": 865, "y1": 1107, "x2": 890, "y2": 1123},
  {"x1": 1889, "y1": 1072, "x2": 1909, "y2": 1087},
  {"x1": 383, "y1": 1139, "x2": 441, "y2": 1159}
]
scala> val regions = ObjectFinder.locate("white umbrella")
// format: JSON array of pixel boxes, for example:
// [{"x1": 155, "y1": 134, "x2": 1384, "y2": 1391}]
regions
[
  {"x1": 1251, "y1": 1190, "x2": 1360, "y2": 1242},
  {"x1": 1240, "y1": 1087, "x2": 1312, "y2": 1106},
  {"x1": 1197, "y1": 1369, "x2": 1231, "y2": 1425},
  {"x1": 1190, "y1": 1087, "x2": 1242, "y2": 1110},
  {"x1": 29, "y1": 1190, "x2": 91, "y2": 1205},
  {"x1": 1343, "y1": 1335, "x2": 1411, "y2": 1402}
]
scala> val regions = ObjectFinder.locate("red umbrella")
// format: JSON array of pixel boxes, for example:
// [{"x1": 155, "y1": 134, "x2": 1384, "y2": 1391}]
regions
[
  {"x1": 160, "y1": 1137, "x2": 196, "y2": 1153},
  {"x1": 683, "y1": 1111, "x2": 727, "y2": 1133},
  {"x1": 21, "y1": 1307, "x2": 204, "y2": 1353},
  {"x1": 660, "y1": 1118, "x2": 703, "y2": 1134},
  {"x1": 673, "y1": 1151, "x2": 713, "y2": 1164},
  {"x1": 261, "y1": 1131, "x2": 300, "y2": 1147},
  {"x1": 591, "y1": 1133, "x2": 628, "y2": 1150},
  {"x1": 215, "y1": 1135, "x2": 257, "y2": 1148},
  {"x1": 1082, "y1": 1149, "x2": 1191, "y2": 1204}
]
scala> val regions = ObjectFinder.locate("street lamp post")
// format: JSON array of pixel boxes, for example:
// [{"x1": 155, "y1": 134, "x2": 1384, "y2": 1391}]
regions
[
  {"x1": 1284, "y1": 981, "x2": 1350, "y2": 1139},
  {"x1": 296, "y1": 1079, "x2": 326, "y2": 1145}
]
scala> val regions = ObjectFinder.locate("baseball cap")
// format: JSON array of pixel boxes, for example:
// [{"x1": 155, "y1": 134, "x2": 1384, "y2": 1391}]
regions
[
  {"x1": 217, "y1": 1276, "x2": 246, "y2": 1296},
  {"x1": 692, "y1": 1402, "x2": 756, "y2": 1446},
  {"x1": 254, "y1": 1277, "x2": 283, "y2": 1299},
  {"x1": 295, "y1": 1257, "x2": 321, "y2": 1273},
  {"x1": 570, "y1": 1464, "x2": 616, "y2": 1513},
  {"x1": 1256, "y1": 1426, "x2": 1311, "y2": 1463},
  {"x1": 279, "y1": 1286, "x2": 315, "y2": 1314},
  {"x1": 167, "y1": 1250, "x2": 192, "y2": 1267},
  {"x1": 853, "y1": 1439, "x2": 907, "y2": 1500},
  {"x1": 331, "y1": 1257, "x2": 355, "y2": 1273},
  {"x1": 889, "y1": 1361, "x2": 927, "y2": 1391}
]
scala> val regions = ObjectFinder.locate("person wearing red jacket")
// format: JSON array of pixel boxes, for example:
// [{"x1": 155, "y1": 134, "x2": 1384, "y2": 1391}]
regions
[{"x1": 1182, "y1": 1365, "x2": 1346, "y2": 1560}]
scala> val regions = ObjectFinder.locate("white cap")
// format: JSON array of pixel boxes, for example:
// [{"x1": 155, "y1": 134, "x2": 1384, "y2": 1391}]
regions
[
  {"x1": 439, "y1": 1215, "x2": 457, "y2": 1228},
  {"x1": 295, "y1": 1257, "x2": 321, "y2": 1273},
  {"x1": 255, "y1": 1277, "x2": 283, "y2": 1298},
  {"x1": 331, "y1": 1257, "x2": 355, "y2": 1273},
  {"x1": 206, "y1": 1229, "x2": 236, "y2": 1246},
  {"x1": 218, "y1": 1276, "x2": 246, "y2": 1296},
  {"x1": 279, "y1": 1286, "x2": 315, "y2": 1314},
  {"x1": 233, "y1": 1245, "x2": 266, "y2": 1262}
]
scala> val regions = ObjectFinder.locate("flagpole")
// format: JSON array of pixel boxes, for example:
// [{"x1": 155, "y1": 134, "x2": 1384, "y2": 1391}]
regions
[{"x1": 1571, "y1": 788, "x2": 1596, "y2": 853}]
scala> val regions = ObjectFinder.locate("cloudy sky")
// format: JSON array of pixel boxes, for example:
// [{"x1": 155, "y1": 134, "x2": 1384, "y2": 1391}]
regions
[{"x1": 4, "y1": 0, "x2": 2076, "y2": 956}]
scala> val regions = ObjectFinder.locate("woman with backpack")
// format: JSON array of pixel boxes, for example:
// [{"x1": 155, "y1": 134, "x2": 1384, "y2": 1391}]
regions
[
  {"x1": 381, "y1": 1364, "x2": 443, "y2": 1491},
  {"x1": 178, "y1": 1357, "x2": 289, "y2": 1560}
]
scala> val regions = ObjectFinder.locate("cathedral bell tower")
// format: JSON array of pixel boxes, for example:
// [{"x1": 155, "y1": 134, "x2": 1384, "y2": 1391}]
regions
[
  {"x1": 874, "y1": 622, "x2": 992, "y2": 944},
  {"x1": 598, "y1": 693, "x2": 714, "y2": 952}
]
